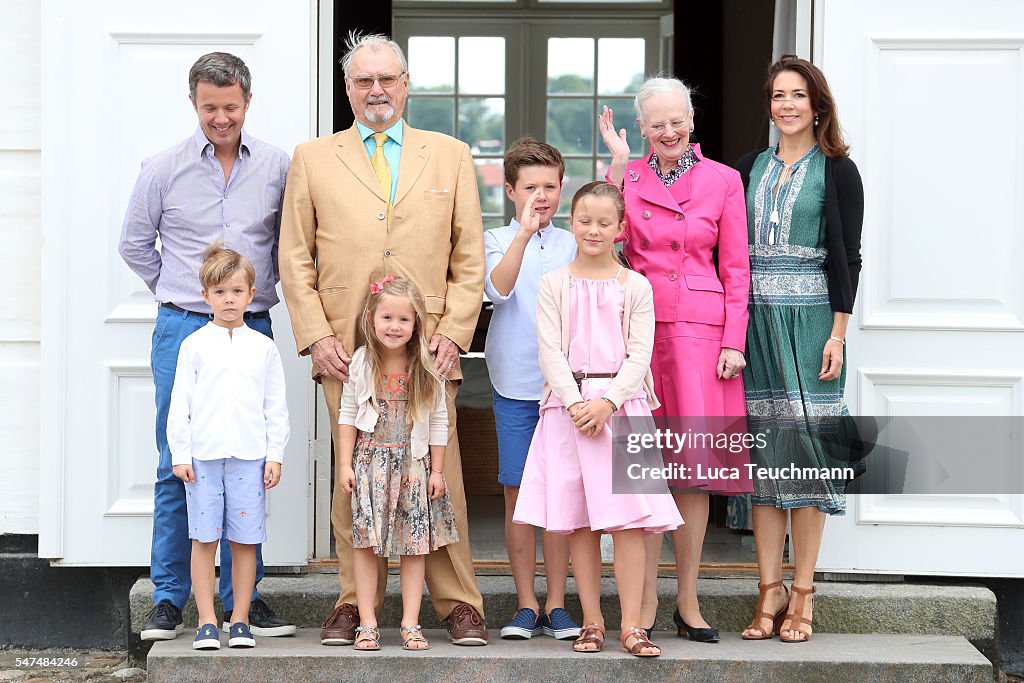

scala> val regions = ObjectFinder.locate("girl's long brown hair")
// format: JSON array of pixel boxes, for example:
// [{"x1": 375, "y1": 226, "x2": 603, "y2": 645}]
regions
[
  {"x1": 766, "y1": 54, "x2": 849, "y2": 158},
  {"x1": 359, "y1": 277, "x2": 443, "y2": 423}
]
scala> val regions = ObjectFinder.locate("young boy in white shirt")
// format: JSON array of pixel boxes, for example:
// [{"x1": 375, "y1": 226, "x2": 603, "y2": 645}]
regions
[
  {"x1": 167, "y1": 243, "x2": 289, "y2": 650},
  {"x1": 484, "y1": 137, "x2": 580, "y2": 641}
]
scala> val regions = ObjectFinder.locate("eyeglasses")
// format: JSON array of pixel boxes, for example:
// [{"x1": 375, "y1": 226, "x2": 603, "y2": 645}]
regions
[
  {"x1": 645, "y1": 120, "x2": 690, "y2": 135},
  {"x1": 348, "y1": 73, "x2": 405, "y2": 89}
]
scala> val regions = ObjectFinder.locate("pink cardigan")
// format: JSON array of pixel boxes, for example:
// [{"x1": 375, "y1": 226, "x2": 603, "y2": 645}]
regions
[{"x1": 535, "y1": 266, "x2": 659, "y2": 411}]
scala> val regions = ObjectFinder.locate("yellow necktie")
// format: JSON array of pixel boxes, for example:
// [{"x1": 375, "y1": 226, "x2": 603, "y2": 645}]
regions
[{"x1": 371, "y1": 132, "x2": 392, "y2": 222}]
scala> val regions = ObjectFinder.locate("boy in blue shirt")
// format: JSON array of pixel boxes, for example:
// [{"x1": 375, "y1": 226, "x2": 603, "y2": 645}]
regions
[{"x1": 484, "y1": 137, "x2": 579, "y2": 640}]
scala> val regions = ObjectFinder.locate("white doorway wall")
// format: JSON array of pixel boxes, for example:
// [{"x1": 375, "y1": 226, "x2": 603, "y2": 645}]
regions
[
  {"x1": 813, "y1": 0, "x2": 1024, "y2": 577},
  {"x1": 38, "y1": 0, "x2": 317, "y2": 566}
]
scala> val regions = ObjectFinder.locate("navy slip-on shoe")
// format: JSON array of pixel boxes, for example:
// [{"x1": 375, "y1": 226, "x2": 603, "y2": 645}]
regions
[
  {"x1": 500, "y1": 607, "x2": 542, "y2": 640},
  {"x1": 228, "y1": 621, "x2": 256, "y2": 648},
  {"x1": 193, "y1": 623, "x2": 221, "y2": 650},
  {"x1": 541, "y1": 608, "x2": 582, "y2": 640}
]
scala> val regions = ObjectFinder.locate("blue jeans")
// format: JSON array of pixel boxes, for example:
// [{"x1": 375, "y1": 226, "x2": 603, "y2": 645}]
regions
[{"x1": 150, "y1": 306, "x2": 272, "y2": 610}]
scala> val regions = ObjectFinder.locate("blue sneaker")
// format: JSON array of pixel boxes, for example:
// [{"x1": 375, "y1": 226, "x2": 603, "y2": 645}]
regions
[
  {"x1": 192, "y1": 623, "x2": 221, "y2": 650},
  {"x1": 228, "y1": 622, "x2": 256, "y2": 648},
  {"x1": 499, "y1": 608, "x2": 542, "y2": 640},
  {"x1": 541, "y1": 608, "x2": 582, "y2": 640}
]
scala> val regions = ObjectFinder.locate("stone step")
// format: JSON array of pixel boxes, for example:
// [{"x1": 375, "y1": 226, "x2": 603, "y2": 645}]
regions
[
  {"x1": 147, "y1": 628, "x2": 992, "y2": 683},
  {"x1": 130, "y1": 574, "x2": 997, "y2": 656}
]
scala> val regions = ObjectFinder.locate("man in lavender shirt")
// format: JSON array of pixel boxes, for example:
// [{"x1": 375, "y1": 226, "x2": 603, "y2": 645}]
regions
[{"x1": 119, "y1": 52, "x2": 295, "y2": 641}]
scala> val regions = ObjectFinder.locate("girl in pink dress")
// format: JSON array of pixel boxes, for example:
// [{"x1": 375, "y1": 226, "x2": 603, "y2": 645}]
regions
[{"x1": 513, "y1": 181, "x2": 683, "y2": 657}]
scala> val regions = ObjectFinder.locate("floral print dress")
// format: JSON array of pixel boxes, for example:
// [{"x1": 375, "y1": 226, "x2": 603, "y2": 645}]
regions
[{"x1": 350, "y1": 373, "x2": 459, "y2": 556}]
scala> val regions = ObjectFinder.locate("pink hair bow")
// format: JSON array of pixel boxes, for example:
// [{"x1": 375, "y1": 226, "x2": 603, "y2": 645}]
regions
[{"x1": 369, "y1": 274, "x2": 396, "y2": 294}]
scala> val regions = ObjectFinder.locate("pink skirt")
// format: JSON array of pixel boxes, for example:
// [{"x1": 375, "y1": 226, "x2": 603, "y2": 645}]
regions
[
  {"x1": 651, "y1": 322, "x2": 753, "y2": 494},
  {"x1": 512, "y1": 378, "x2": 684, "y2": 534}
]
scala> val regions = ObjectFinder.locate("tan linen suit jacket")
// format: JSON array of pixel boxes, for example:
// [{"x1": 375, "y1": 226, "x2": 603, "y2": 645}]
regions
[
  {"x1": 277, "y1": 121, "x2": 486, "y2": 618},
  {"x1": 278, "y1": 121, "x2": 484, "y2": 372}
]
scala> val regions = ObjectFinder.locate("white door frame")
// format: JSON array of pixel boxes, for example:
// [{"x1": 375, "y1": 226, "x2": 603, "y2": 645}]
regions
[
  {"x1": 39, "y1": 0, "x2": 319, "y2": 566},
  {"x1": 810, "y1": 0, "x2": 1024, "y2": 577}
]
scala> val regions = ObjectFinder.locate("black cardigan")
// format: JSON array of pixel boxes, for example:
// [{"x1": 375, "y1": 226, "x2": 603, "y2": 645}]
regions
[{"x1": 734, "y1": 149, "x2": 864, "y2": 314}]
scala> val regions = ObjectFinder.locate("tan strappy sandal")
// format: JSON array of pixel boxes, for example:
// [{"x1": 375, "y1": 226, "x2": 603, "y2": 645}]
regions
[
  {"x1": 572, "y1": 623, "x2": 606, "y2": 653},
  {"x1": 621, "y1": 626, "x2": 661, "y2": 657},
  {"x1": 401, "y1": 624, "x2": 430, "y2": 650},
  {"x1": 742, "y1": 580, "x2": 790, "y2": 640},
  {"x1": 354, "y1": 625, "x2": 380, "y2": 651},
  {"x1": 780, "y1": 585, "x2": 816, "y2": 643}
]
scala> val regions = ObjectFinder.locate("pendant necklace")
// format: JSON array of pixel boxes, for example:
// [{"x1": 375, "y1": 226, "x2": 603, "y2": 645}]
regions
[{"x1": 768, "y1": 156, "x2": 796, "y2": 244}]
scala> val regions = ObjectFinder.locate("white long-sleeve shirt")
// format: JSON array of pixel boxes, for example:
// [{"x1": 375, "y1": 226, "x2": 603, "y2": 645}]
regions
[{"x1": 167, "y1": 322, "x2": 290, "y2": 467}]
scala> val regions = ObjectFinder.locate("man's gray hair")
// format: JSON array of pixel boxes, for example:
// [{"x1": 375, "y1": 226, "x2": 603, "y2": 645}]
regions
[
  {"x1": 340, "y1": 31, "x2": 408, "y2": 77},
  {"x1": 634, "y1": 76, "x2": 693, "y2": 121},
  {"x1": 189, "y1": 52, "x2": 252, "y2": 101}
]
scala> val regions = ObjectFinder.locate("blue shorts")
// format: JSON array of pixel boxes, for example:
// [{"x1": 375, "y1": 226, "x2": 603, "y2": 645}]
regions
[
  {"x1": 185, "y1": 458, "x2": 267, "y2": 544},
  {"x1": 492, "y1": 390, "x2": 541, "y2": 488}
]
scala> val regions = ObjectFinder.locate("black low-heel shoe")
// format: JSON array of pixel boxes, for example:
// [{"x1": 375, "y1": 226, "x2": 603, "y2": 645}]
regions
[{"x1": 673, "y1": 608, "x2": 720, "y2": 643}]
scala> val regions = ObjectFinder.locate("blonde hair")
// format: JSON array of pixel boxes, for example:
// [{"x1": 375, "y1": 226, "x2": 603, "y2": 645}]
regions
[
  {"x1": 199, "y1": 241, "x2": 255, "y2": 290},
  {"x1": 358, "y1": 277, "x2": 442, "y2": 423}
]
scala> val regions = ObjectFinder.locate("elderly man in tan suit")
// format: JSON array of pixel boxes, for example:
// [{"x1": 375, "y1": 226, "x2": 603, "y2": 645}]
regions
[{"x1": 279, "y1": 32, "x2": 487, "y2": 645}]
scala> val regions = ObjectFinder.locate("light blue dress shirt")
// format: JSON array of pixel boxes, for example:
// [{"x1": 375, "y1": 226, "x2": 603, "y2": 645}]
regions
[
  {"x1": 118, "y1": 127, "x2": 290, "y2": 313},
  {"x1": 484, "y1": 220, "x2": 577, "y2": 400},
  {"x1": 356, "y1": 119, "x2": 404, "y2": 203}
]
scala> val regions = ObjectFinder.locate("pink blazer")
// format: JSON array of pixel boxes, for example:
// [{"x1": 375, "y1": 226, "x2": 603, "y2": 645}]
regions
[{"x1": 619, "y1": 145, "x2": 750, "y2": 351}]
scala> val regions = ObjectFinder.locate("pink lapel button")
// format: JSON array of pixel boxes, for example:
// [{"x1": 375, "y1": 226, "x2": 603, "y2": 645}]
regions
[{"x1": 642, "y1": 210, "x2": 652, "y2": 220}]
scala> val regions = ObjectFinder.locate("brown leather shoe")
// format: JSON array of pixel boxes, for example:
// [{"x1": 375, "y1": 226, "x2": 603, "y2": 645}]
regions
[
  {"x1": 444, "y1": 603, "x2": 488, "y2": 645},
  {"x1": 320, "y1": 603, "x2": 359, "y2": 645}
]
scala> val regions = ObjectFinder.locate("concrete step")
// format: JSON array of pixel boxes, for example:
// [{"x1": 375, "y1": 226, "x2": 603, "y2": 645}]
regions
[
  {"x1": 147, "y1": 628, "x2": 992, "y2": 683},
  {"x1": 130, "y1": 574, "x2": 997, "y2": 656}
]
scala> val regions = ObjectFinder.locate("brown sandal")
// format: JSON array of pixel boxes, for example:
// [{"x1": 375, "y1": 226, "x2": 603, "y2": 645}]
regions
[
  {"x1": 780, "y1": 585, "x2": 815, "y2": 643},
  {"x1": 572, "y1": 623, "x2": 606, "y2": 653},
  {"x1": 621, "y1": 626, "x2": 661, "y2": 657},
  {"x1": 742, "y1": 580, "x2": 790, "y2": 640}
]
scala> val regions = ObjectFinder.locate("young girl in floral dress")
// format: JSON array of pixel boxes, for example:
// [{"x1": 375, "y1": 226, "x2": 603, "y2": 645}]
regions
[{"x1": 337, "y1": 276, "x2": 458, "y2": 651}]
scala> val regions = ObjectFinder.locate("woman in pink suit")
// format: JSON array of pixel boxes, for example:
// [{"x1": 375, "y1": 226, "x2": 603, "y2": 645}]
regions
[{"x1": 599, "y1": 77, "x2": 750, "y2": 643}]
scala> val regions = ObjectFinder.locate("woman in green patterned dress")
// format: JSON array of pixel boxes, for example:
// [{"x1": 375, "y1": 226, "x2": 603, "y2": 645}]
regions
[{"x1": 734, "y1": 55, "x2": 864, "y2": 643}]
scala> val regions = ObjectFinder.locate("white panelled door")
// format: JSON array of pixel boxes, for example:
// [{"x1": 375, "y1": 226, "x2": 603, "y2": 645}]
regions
[
  {"x1": 815, "y1": 0, "x2": 1024, "y2": 577},
  {"x1": 39, "y1": 1, "x2": 314, "y2": 565}
]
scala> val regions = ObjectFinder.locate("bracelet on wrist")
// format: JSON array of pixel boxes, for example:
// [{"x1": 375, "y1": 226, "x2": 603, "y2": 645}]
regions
[
  {"x1": 829, "y1": 336, "x2": 845, "y2": 345},
  {"x1": 430, "y1": 469, "x2": 444, "y2": 475}
]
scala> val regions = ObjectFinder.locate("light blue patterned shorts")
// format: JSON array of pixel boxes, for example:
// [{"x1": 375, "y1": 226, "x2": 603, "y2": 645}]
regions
[{"x1": 184, "y1": 458, "x2": 267, "y2": 544}]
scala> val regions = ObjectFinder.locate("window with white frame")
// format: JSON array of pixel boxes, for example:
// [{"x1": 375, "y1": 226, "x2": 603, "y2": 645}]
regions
[{"x1": 395, "y1": 11, "x2": 663, "y2": 228}]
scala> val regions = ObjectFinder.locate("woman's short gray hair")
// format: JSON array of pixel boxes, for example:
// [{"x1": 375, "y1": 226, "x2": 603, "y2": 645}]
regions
[
  {"x1": 340, "y1": 31, "x2": 408, "y2": 77},
  {"x1": 634, "y1": 77, "x2": 693, "y2": 121},
  {"x1": 189, "y1": 52, "x2": 251, "y2": 101}
]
